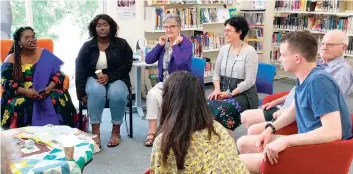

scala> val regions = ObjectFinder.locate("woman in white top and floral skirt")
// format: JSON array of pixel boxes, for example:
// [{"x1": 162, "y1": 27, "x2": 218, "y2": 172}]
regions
[{"x1": 208, "y1": 16, "x2": 259, "y2": 131}]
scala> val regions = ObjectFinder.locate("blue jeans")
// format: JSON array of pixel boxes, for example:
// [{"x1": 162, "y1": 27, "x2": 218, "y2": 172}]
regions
[{"x1": 85, "y1": 77, "x2": 128, "y2": 125}]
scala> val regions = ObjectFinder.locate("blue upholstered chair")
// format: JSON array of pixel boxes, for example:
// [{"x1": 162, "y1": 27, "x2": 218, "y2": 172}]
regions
[
  {"x1": 256, "y1": 63, "x2": 276, "y2": 105},
  {"x1": 191, "y1": 57, "x2": 206, "y2": 84}
]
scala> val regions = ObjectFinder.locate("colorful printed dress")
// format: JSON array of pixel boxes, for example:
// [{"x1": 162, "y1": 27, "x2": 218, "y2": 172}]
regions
[
  {"x1": 208, "y1": 97, "x2": 244, "y2": 130},
  {"x1": 1, "y1": 63, "x2": 76, "y2": 129},
  {"x1": 150, "y1": 121, "x2": 250, "y2": 174},
  {"x1": 208, "y1": 76, "x2": 259, "y2": 131}
]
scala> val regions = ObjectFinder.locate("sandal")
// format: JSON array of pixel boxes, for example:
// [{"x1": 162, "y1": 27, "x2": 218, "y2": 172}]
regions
[
  {"x1": 107, "y1": 135, "x2": 121, "y2": 148},
  {"x1": 144, "y1": 133, "x2": 155, "y2": 147}
]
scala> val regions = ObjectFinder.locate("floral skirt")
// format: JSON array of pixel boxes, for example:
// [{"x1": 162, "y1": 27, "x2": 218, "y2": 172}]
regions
[{"x1": 208, "y1": 95, "x2": 249, "y2": 131}]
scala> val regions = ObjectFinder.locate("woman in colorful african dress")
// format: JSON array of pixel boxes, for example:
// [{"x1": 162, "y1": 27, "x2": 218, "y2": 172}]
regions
[
  {"x1": 208, "y1": 16, "x2": 259, "y2": 131},
  {"x1": 146, "y1": 71, "x2": 249, "y2": 174},
  {"x1": 1, "y1": 27, "x2": 76, "y2": 129}
]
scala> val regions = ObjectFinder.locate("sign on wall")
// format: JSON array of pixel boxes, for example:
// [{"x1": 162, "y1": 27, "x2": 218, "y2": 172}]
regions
[{"x1": 117, "y1": 0, "x2": 136, "y2": 21}]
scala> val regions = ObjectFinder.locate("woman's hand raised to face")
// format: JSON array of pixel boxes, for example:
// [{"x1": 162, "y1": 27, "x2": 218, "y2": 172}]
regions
[
  {"x1": 159, "y1": 35, "x2": 166, "y2": 46},
  {"x1": 172, "y1": 35, "x2": 183, "y2": 46}
]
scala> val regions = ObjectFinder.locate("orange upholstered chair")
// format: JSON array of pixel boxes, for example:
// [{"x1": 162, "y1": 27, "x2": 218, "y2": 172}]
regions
[
  {"x1": 1, "y1": 39, "x2": 13, "y2": 62},
  {"x1": 1, "y1": 39, "x2": 70, "y2": 92},
  {"x1": 1, "y1": 39, "x2": 53, "y2": 62}
]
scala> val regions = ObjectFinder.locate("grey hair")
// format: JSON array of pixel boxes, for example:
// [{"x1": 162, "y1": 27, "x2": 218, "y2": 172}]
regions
[{"x1": 163, "y1": 13, "x2": 182, "y2": 27}]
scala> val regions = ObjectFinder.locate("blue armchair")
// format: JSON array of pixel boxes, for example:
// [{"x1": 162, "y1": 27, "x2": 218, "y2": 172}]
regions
[
  {"x1": 255, "y1": 63, "x2": 276, "y2": 105},
  {"x1": 191, "y1": 57, "x2": 206, "y2": 84}
]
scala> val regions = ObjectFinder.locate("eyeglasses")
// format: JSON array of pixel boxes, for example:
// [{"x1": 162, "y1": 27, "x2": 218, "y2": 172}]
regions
[
  {"x1": 319, "y1": 43, "x2": 344, "y2": 48},
  {"x1": 22, "y1": 36, "x2": 37, "y2": 42},
  {"x1": 163, "y1": 25, "x2": 177, "y2": 30},
  {"x1": 224, "y1": 29, "x2": 236, "y2": 33}
]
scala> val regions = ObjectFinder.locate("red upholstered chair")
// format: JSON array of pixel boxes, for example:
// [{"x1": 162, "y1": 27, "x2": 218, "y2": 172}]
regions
[
  {"x1": 261, "y1": 91, "x2": 298, "y2": 135},
  {"x1": 261, "y1": 91, "x2": 290, "y2": 105},
  {"x1": 261, "y1": 93, "x2": 353, "y2": 173},
  {"x1": 261, "y1": 114, "x2": 353, "y2": 174}
]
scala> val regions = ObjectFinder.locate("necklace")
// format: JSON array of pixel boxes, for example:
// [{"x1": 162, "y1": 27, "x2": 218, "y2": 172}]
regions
[
  {"x1": 223, "y1": 42, "x2": 243, "y2": 91},
  {"x1": 21, "y1": 53, "x2": 36, "y2": 64}
]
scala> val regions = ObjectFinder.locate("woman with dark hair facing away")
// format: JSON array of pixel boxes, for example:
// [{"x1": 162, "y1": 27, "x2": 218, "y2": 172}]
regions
[
  {"x1": 149, "y1": 71, "x2": 249, "y2": 173},
  {"x1": 75, "y1": 14, "x2": 133, "y2": 148},
  {"x1": 208, "y1": 16, "x2": 259, "y2": 131},
  {"x1": 1, "y1": 27, "x2": 76, "y2": 129}
]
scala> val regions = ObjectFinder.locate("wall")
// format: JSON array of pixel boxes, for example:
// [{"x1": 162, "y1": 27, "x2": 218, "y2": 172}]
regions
[{"x1": 107, "y1": 0, "x2": 145, "y2": 93}]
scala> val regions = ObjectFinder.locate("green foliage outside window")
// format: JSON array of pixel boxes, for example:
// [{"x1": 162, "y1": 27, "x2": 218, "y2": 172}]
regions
[{"x1": 11, "y1": 0, "x2": 100, "y2": 40}]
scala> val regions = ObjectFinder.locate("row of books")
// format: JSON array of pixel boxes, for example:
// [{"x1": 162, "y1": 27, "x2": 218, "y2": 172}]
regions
[
  {"x1": 274, "y1": 0, "x2": 353, "y2": 12},
  {"x1": 248, "y1": 27, "x2": 264, "y2": 39},
  {"x1": 273, "y1": 14, "x2": 353, "y2": 34},
  {"x1": 204, "y1": 59, "x2": 216, "y2": 77},
  {"x1": 241, "y1": 13, "x2": 264, "y2": 26},
  {"x1": 271, "y1": 31, "x2": 353, "y2": 56},
  {"x1": 145, "y1": 6, "x2": 236, "y2": 30},
  {"x1": 248, "y1": 41, "x2": 263, "y2": 53},
  {"x1": 272, "y1": 31, "x2": 324, "y2": 46},
  {"x1": 192, "y1": 31, "x2": 225, "y2": 57},
  {"x1": 346, "y1": 36, "x2": 353, "y2": 55},
  {"x1": 149, "y1": 0, "x2": 237, "y2": 5}
]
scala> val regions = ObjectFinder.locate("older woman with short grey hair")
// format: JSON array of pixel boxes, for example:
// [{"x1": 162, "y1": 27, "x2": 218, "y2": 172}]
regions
[{"x1": 144, "y1": 13, "x2": 193, "y2": 146}]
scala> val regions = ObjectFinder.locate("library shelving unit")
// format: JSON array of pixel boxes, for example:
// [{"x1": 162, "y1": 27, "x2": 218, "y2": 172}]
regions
[
  {"x1": 143, "y1": 0, "x2": 239, "y2": 83},
  {"x1": 269, "y1": 0, "x2": 353, "y2": 80},
  {"x1": 238, "y1": 9, "x2": 266, "y2": 61}
]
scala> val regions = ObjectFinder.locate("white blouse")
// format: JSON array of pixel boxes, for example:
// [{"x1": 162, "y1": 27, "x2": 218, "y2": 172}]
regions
[{"x1": 96, "y1": 51, "x2": 108, "y2": 70}]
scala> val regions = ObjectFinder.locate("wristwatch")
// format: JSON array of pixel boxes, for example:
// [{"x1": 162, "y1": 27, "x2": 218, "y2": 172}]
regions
[{"x1": 265, "y1": 123, "x2": 276, "y2": 133}]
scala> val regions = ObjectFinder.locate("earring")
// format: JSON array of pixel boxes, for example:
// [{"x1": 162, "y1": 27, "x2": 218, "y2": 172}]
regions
[{"x1": 20, "y1": 45, "x2": 22, "y2": 48}]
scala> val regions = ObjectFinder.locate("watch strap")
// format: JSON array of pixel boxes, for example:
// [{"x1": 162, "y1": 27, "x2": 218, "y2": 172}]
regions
[{"x1": 265, "y1": 123, "x2": 276, "y2": 133}]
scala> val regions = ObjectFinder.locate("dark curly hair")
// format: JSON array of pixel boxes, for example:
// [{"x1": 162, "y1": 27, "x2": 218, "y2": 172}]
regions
[
  {"x1": 224, "y1": 16, "x2": 249, "y2": 40},
  {"x1": 8, "y1": 26, "x2": 35, "y2": 81},
  {"x1": 88, "y1": 14, "x2": 119, "y2": 39}
]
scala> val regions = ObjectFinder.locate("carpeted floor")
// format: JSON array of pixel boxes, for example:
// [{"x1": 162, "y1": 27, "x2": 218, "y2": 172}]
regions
[{"x1": 83, "y1": 80, "x2": 353, "y2": 174}]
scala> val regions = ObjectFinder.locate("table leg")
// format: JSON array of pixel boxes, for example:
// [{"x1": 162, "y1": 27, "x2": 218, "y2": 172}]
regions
[{"x1": 135, "y1": 67, "x2": 145, "y2": 117}]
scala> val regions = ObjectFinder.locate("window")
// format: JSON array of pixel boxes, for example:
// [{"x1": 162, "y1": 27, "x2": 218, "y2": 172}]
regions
[
  {"x1": 31, "y1": 0, "x2": 102, "y2": 78},
  {"x1": 0, "y1": 0, "x2": 26, "y2": 39}
]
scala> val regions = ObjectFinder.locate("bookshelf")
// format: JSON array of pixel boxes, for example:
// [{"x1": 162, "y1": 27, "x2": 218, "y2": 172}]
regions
[
  {"x1": 239, "y1": 9, "x2": 266, "y2": 61},
  {"x1": 143, "y1": 0, "x2": 239, "y2": 83},
  {"x1": 269, "y1": 0, "x2": 353, "y2": 80}
]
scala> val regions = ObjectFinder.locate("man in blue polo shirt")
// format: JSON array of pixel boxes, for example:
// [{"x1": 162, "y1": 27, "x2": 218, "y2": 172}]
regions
[
  {"x1": 241, "y1": 29, "x2": 353, "y2": 135},
  {"x1": 236, "y1": 30, "x2": 352, "y2": 173}
]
